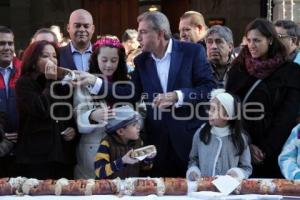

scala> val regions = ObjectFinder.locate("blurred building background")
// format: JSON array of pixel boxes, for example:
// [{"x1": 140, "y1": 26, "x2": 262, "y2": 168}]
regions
[{"x1": 0, "y1": 0, "x2": 297, "y2": 50}]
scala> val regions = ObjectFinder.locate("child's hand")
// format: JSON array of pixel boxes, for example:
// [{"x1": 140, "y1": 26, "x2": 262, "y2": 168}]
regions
[
  {"x1": 122, "y1": 149, "x2": 139, "y2": 165},
  {"x1": 188, "y1": 171, "x2": 200, "y2": 181},
  {"x1": 226, "y1": 170, "x2": 239, "y2": 178},
  {"x1": 226, "y1": 168, "x2": 244, "y2": 181},
  {"x1": 250, "y1": 144, "x2": 265, "y2": 164}
]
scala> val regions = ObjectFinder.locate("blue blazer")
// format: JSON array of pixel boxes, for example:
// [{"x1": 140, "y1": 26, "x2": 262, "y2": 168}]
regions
[
  {"x1": 100, "y1": 39, "x2": 215, "y2": 162},
  {"x1": 59, "y1": 43, "x2": 77, "y2": 70}
]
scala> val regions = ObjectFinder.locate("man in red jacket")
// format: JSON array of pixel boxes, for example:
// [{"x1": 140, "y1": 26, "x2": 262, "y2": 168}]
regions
[{"x1": 0, "y1": 26, "x2": 21, "y2": 177}]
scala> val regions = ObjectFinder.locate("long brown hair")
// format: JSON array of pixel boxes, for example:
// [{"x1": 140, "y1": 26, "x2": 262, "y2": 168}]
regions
[{"x1": 89, "y1": 38, "x2": 128, "y2": 82}]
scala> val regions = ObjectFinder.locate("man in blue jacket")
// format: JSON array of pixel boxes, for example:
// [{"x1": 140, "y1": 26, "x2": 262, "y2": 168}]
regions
[{"x1": 74, "y1": 11, "x2": 215, "y2": 177}]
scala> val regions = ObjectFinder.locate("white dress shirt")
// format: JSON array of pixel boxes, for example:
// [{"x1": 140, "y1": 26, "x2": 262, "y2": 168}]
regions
[
  {"x1": 89, "y1": 39, "x2": 183, "y2": 107},
  {"x1": 151, "y1": 39, "x2": 172, "y2": 93},
  {"x1": 150, "y1": 39, "x2": 183, "y2": 107}
]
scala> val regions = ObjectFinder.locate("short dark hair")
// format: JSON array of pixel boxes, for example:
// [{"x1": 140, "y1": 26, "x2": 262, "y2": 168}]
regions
[
  {"x1": 274, "y1": 20, "x2": 300, "y2": 45},
  {"x1": 274, "y1": 20, "x2": 299, "y2": 37},
  {"x1": 0, "y1": 26, "x2": 14, "y2": 36}
]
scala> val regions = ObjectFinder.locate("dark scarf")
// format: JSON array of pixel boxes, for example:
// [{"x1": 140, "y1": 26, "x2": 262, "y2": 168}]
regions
[{"x1": 244, "y1": 48, "x2": 284, "y2": 79}]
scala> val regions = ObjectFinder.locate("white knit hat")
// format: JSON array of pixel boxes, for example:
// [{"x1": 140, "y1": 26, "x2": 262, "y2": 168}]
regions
[{"x1": 210, "y1": 89, "x2": 235, "y2": 119}]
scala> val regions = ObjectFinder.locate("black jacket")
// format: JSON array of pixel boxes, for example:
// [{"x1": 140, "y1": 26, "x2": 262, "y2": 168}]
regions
[
  {"x1": 59, "y1": 43, "x2": 77, "y2": 70},
  {"x1": 226, "y1": 61, "x2": 300, "y2": 178},
  {"x1": 15, "y1": 73, "x2": 76, "y2": 165}
]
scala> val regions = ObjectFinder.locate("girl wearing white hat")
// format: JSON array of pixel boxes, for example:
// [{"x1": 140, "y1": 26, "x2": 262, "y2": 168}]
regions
[{"x1": 186, "y1": 89, "x2": 252, "y2": 180}]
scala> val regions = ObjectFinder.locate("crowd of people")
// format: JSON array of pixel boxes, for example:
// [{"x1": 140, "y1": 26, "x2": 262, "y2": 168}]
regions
[{"x1": 0, "y1": 8, "x2": 300, "y2": 181}]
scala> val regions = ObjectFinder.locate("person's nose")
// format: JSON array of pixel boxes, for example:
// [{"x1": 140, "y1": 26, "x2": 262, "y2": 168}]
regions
[
  {"x1": 211, "y1": 41, "x2": 218, "y2": 49},
  {"x1": 49, "y1": 56, "x2": 57, "y2": 65},
  {"x1": 136, "y1": 124, "x2": 141, "y2": 130},
  {"x1": 180, "y1": 31, "x2": 185, "y2": 39},
  {"x1": 106, "y1": 61, "x2": 113, "y2": 67},
  {"x1": 137, "y1": 33, "x2": 142, "y2": 42},
  {"x1": 3, "y1": 43, "x2": 11, "y2": 50},
  {"x1": 247, "y1": 40, "x2": 254, "y2": 48},
  {"x1": 78, "y1": 25, "x2": 85, "y2": 32}
]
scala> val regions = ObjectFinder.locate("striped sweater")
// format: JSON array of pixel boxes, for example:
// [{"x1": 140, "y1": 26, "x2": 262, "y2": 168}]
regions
[
  {"x1": 94, "y1": 139, "x2": 124, "y2": 178},
  {"x1": 94, "y1": 134, "x2": 142, "y2": 179},
  {"x1": 94, "y1": 134, "x2": 154, "y2": 179},
  {"x1": 278, "y1": 124, "x2": 300, "y2": 180}
]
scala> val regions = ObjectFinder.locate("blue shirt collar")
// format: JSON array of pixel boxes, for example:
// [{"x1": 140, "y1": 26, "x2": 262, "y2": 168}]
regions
[
  {"x1": 70, "y1": 42, "x2": 92, "y2": 54},
  {"x1": 0, "y1": 62, "x2": 13, "y2": 71}
]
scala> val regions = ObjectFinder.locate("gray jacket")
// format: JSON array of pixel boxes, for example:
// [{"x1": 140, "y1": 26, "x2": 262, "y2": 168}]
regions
[
  {"x1": 187, "y1": 126, "x2": 252, "y2": 179},
  {"x1": 73, "y1": 86, "x2": 107, "y2": 179}
]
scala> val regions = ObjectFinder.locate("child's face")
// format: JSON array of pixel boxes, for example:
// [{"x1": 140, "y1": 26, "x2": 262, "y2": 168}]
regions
[
  {"x1": 121, "y1": 122, "x2": 141, "y2": 141},
  {"x1": 97, "y1": 46, "x2": 119, "y2": 77},
  {"x1": 208, "y1": 98, "x2": 228, "y2": 127}
]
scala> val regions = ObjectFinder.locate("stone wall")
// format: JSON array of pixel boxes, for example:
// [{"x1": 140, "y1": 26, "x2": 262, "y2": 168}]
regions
[{"x1": 273, "y1": 0, "x2": 300, "y2": 24}]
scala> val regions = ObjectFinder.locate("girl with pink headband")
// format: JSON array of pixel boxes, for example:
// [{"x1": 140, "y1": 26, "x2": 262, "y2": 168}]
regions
[{"x1": 73, "y1": 36, "x2": 129, "y2": 179}]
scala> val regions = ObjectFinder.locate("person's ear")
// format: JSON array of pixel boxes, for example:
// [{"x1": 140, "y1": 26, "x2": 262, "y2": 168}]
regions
[
  {"x1": 291, "y1": 37, "x2": 298, "y2": 45},
  {"x1": 196, "y1": 24, "x2": 203, "y2": 32},
  {"x1": 228, "y1": 43, "x2": 234, "y2": 51},
  {"x1": 268, "y1": 38, "x2": 273, "y2": 46},
  {"x1": 116, "y1": 128, "x2": 124, "y2": 136},
  {"x1": 91, "y1": 24, "x2": 95, "y2": 34},
  {"x1": 67, "y1": 24, "x2": 71, "y2": 33},
  {"x1": 158, "y1": 29, "x2": 165, "y2": 39}
]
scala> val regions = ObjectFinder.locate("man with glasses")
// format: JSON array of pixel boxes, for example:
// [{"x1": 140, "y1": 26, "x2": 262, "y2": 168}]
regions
[
  {"x1": 275, "y1": 20, "x2": 300, "y2": 64},
  {"x1": 60, "y1": 9, "x2": 95, "y2": 71},
  {"x1": 205, "y1": 25, "x2": 234, "y2": 88}
]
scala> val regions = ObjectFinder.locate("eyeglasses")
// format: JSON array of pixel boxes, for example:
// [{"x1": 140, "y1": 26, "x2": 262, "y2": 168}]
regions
[{"x1": 277, "y1": 33, "x2": 294, "y2": 39}]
